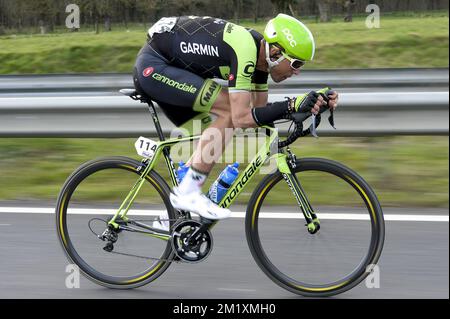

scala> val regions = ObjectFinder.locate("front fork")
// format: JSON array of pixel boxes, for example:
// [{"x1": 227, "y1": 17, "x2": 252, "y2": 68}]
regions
[{"x1": 277, "y1": 149, "x2": 320, "y2": 234}]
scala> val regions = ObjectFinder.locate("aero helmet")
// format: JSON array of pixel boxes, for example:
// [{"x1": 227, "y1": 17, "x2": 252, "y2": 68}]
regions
[{"x1": 264, "y1": 14, "x2": 315, "y2": 68}]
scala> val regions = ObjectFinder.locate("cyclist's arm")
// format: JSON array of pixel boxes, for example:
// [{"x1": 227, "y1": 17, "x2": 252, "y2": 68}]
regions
[
  {"x1": 223, "y1": 23, "x2": 266, "y2": 128},
  {"x1": 252, "y1": 91, "x2": 268, "y2": 108},
  {"x1": 230, "y1": 91, "x2": 257, "y2": 129},
  {"x1": 251, "y1": 69, "x2": 269, "y2": 107}
]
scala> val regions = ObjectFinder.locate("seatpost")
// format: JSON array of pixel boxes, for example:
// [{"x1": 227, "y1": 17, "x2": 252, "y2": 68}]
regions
[
  {"x1": 145, "y1": 99, "x2": 178, "y2": 188},
  {"x1": 145, "y1": 100, "x2": 165, "y2": 142}
]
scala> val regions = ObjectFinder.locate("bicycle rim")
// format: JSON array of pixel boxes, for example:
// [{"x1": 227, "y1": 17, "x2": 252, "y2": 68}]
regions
[
  {"x1": 56, "y1": 157, "x2": 175, "y2": 289},
  {"x1": 246, "y1": 158, "x2": 384, "y2": 297}
]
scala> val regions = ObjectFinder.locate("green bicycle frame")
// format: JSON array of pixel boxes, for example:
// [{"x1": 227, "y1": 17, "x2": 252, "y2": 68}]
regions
[{"x1": 108, "y1": 125, "x2": 320, "y2": 238}]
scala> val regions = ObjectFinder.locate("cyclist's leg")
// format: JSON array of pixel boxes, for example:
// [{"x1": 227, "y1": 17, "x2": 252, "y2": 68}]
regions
[
  {"x1": 188, "y1": 88, "x2": 235, "y2": 173},
  {"x1": 134, "y1": 46, "x2": 233, "y2": 174},
  {"x1": 133, "y1": 46, "x2": 207, "y2": 119},
  {"x1": 134, "y1": 46, "x2": 231, "y2": 219},
  {"x1": 171, "y1": 88, "x2": 234, "y2": 219}
]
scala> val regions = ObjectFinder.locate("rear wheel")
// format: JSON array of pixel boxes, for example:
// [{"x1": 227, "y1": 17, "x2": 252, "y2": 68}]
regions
[
  {"x1": 56, "y1": 156, "x2": 176, "y2": 289},
  {"x1": 245, "y1": 158, "x2": 385, "y2": 297}
]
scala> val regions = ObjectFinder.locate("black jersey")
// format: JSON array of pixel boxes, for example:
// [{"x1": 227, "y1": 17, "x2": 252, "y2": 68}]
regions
[{"x1": 148, "y1": 16, "x2": 269, "y2": 92}]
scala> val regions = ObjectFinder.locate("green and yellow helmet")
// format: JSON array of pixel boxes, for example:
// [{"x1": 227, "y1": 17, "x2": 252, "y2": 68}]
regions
[{"x1": 264, "y1": 14, "x2": 315, "y2": 64}]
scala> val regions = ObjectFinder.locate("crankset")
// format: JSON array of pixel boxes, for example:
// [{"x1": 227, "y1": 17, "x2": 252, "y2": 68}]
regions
[{"x1": 171, "y1": 220, "x2": 213, "y2": 263}]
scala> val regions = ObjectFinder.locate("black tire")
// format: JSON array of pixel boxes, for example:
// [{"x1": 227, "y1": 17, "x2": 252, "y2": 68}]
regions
[
  {"x1": 245, "y1": 158, "x2": 385, "y2": 297},
  {"x1": 56, "y1": 156, "x2": 176, "y2": 289}
]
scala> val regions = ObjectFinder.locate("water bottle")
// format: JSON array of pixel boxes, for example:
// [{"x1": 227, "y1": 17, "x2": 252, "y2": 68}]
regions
[
  {"x1": 207, "y1": 162, "x2": 239, "y2": 203},
  {"x1": 176, "y1": 161, "x2": 189, "y2": 183}
]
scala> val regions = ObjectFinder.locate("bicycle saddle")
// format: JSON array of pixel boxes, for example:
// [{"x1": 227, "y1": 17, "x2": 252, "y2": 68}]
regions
[
  {"x1": 119, "y1": 88, "x2": 137, "y2": 97},
  {"x1": 119, "y1": 88, "x2": 152, "y2": 103}
]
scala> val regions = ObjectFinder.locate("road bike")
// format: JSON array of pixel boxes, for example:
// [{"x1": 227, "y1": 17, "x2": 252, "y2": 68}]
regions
[{"x1": 56, "y1": 89, "x2": 384, "y2": 297}]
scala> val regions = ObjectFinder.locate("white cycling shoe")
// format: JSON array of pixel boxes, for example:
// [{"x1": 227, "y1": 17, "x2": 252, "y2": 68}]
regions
[{"x1": 169, "y1": 187, "x2": 231, "y2": 220}]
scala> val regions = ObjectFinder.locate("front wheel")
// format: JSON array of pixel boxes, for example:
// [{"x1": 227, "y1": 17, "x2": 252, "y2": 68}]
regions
[{"x1": 245, "y1": 158, "x2": 385, "y2": 297}]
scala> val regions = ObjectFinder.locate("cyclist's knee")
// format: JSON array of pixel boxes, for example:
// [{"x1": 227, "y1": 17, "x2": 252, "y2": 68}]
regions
[{"x1": 198, "y1": 85, "x2": 233, "y2": 128}]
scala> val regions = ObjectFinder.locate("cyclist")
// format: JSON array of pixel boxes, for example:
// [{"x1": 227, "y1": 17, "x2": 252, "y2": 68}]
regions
[{"x1": 133, "y1": 14, "x2": 339, "y2": 226}]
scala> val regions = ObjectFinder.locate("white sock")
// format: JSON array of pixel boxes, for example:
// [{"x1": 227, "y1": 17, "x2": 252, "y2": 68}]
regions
[{"x1": 177, "y1": 167, "x2": 208, "y2": 194}]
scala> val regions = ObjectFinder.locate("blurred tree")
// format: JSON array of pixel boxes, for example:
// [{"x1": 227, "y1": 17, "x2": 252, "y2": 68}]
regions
[
  {"x1": 254, "y1": 0, "x2": 261, "y2": 23},
  {"x1": 233, "y1": 0, "x2": 242, "y2": 23},
  {"x1": 136, "y1": 0, "x2": 166, "y2": 22},
  {"x1": 171, "y1": 0, "x2": 208, "y2": 17},
  {"x1": 271, "y1": 0, "x2": 297, "y2": 15},
  {"x1": 0, "y1": 0, "x2": 448, "y2": 33},
  {"x1": 24, "y1": 0, "x2": 59, "y2": 33},
  {"x1": 78, "y1": 0, "x2": 136, "y2": 32},
  {"x1": 316, "y1": 0, "x2": 333, "y2": 22},
  {"x1": 343, "y1": 0, "x2": 355, "y2": 22},
  {"x1": 77, "y1": 0, "x2": 100, "y2": 33}
]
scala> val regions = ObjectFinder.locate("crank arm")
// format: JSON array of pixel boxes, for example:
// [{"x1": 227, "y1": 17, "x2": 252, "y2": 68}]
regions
[{"x1": 188, "y1": 219, "x2": 215, "y2": 245}]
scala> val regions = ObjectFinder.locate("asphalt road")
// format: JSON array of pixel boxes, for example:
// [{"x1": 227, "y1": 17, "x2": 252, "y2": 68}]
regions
[{"x1": 0, "y1": 204, "x2": 448, "y2": 299}]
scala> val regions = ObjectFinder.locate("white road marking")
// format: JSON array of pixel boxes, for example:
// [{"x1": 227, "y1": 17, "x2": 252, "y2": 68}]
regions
[
  {"x1": 0, "y1": 207, "x2": 448, "y2": 222},
  {"x1": 0, "y1": 224, "x2": 11, "y2": 226}
]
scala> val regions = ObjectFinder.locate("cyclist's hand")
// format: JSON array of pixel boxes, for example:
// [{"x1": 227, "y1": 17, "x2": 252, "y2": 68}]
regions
[
  {"x1": 292, "y1": 91, "x2": 323, "y2": 115},
  {"x1": 327, "y1": 91, "x2": 339, "y2": 111},
  {"x1": 317, "y1": 87, "x2": 339, "y2": 111}
]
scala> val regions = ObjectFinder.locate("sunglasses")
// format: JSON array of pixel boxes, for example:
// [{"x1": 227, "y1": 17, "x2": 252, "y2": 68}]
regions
[{"x1": 280, "y1": 51, "x2": 306, "y2": 70}]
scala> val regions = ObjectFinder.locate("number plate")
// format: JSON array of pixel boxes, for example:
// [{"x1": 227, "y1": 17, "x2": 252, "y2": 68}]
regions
[{"x1": 135, "y1": 136, "x2": 158, "y2": 158}]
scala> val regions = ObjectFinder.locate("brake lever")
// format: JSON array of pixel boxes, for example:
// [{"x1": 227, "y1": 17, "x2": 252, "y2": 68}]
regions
[
  {"x1": 310, "y1": 101, "x2": 328, "y2": 138},
  {"x1": 311, "y1": 114, "x2": 318, "y2": 138},
  {"x1": 319, "y1": 92, "x2": 337, "y2": 130},
  {"x1": 328, "y1": 109, "x2": 336, "y2": 129}
]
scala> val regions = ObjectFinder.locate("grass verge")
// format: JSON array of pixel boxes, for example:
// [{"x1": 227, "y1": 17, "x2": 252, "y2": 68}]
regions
[
  {"x1": 0, "y1": 13, "x2": 448, "y2": 73},
  {"x1": 0, "y1": 136, "x2": 447, "y2": 207}
]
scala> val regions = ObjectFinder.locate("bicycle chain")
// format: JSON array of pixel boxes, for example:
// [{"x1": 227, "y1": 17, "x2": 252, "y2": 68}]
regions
[{"x1": 108, "y1": 250, "x2": 181, "y2": 263}]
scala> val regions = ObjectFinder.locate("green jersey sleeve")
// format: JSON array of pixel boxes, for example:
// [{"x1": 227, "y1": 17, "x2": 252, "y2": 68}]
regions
[{"x1": 223, "y1": 22, "x2": 258, "y2": 92}]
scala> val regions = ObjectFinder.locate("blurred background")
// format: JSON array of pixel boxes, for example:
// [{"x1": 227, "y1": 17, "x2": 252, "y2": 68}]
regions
[
  {"x1": 0, "y1": 0, "x2": 448, "y2": 208},
  {"x1": 0, "y1": 0, "x2": 449, "y2": 71},
  {"x1": 0, "y1": 0, "x2": 448, "y2": 300}
]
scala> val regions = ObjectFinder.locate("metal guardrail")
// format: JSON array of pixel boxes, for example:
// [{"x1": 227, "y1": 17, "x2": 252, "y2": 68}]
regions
[
  {"x1": 0, "y1": 69, "x2": 448, "y2": 137},
  {"x1": 1, "y1": 68, "x2": 448, "y2": 93}
]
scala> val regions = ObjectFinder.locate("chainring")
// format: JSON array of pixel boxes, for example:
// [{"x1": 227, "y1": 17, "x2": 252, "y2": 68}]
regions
[{"x1": 171, "y1": 220, "x2": 213, "y2": 263}]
